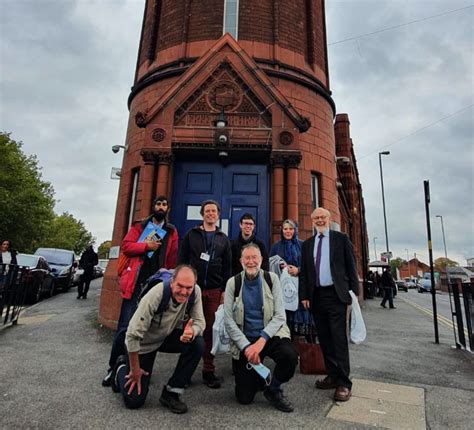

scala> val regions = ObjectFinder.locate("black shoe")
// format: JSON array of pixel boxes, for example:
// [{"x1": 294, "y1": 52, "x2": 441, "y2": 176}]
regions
[
  {"x1": 110, "y1": 355, "x2": 127, "y2": 393},
  {"x1": 102, "y1": 369, "x2": 113, "y2": 387},
  {"x1": 77, "y1": 296, "x2": 82, "y2": 299},
  {"x1": 264, "y1": 389, "x2": 294, "y2": 413},
  {"x1": 203, "y1": 372, "x2": 221, "y2": 389},
  {"x1": 82, "y1": 295, "x2": 87, "y2": 299},
  {"x1": 380, "y1": 303, "x2": 386, "y2": 308},
  {"x1": 159, "y1": 386, "x2": 188, "y2": 414},
  {"x1": 390, "y1": 306, "x2": 396, "y2": 309}
]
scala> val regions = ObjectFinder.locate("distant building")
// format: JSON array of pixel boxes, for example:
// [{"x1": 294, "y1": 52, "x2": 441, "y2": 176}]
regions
[
  {"x1": 466, "y1": 257, "x2": 474, "y2": 268},
  {"x1": 398, "y1": 258, "x2": 430, "y2": 279}
]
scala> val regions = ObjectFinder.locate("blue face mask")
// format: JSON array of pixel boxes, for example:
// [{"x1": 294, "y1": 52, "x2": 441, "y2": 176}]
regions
[{"x1": 247, "y1": 362, "x2": 272, "y2": 385}]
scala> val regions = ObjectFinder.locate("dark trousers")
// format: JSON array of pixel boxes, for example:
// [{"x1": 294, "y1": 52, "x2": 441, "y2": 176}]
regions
[
  {"x1": 78, "y1": 269, "x2": 93, "y2": 297},
  {"x1": 312, "y1": 286, "x2": 352, "y2": 389},
  {"x1": 232, "y1": 337, "x2": 298, "y2": 405},
  {"x1": 381, "y1": 287, "x2": 394, "y2": 308},
  {"x1": 117, "y1": 331, "x2": 205, "y2": 409},
  {"x1": 108, "y1": 285, "x2": 141, "y2": 368},
  {"x1": 201, "y1": 288, "x2": 221, "y2": 374}
]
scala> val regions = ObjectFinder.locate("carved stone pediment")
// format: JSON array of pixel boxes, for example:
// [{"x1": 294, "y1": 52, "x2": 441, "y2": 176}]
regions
[{"x1": 174, "y1": 62, "x2": 272, "y2": 129}]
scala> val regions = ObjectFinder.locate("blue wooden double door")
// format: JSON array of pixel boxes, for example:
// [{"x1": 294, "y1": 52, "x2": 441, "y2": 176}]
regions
[{"x1": 171, "y1": 161, "x2": 269, "y2": 245}]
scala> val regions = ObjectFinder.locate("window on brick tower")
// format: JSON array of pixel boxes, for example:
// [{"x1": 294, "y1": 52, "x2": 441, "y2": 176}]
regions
[{"x1": 223, "y1": 0, "x2": 239, "y2": 39}]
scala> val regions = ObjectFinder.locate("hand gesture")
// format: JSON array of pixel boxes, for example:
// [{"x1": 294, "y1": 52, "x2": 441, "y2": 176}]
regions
[
  {"x1": 145, "y1": 238, "x2": 161, "y2": 251},
  {"x1": 287, "y1": 265, "x2": 299, "y2": 276},
  {"x1": 244, "y1": 338, "x2": 266, "y2": 364},
  {"x1": 180, "y1": 318, "x2": 194, "y2": 343},
  {"x1": 124, "y1": 367, "x2": 149, "y2": 395}
]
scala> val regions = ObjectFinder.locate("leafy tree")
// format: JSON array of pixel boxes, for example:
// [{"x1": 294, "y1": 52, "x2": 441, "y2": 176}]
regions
[
  {"x1": 42, "y1": 212, "x2": 95, "y2": 255},
  {"x1": 98, "y1": 240, "x2": 111, "y2": 259},
  {"x1": 0, "y1": 132, "x2": 55, "y2": 252},
  {"x1": 389, "y1": 257, "x2": 404, "y2": 279},
  {"x1": 434, "y1": 257, "x2": 458, "y2": 273}
]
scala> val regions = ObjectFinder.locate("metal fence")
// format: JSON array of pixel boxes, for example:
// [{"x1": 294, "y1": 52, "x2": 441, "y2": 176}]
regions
[
  {"x1": 449, "y1": 280, "x2": 473, "y2": 351},
  {"x1": 0, "y1": 264, "x2": 27, "y2": 327}
]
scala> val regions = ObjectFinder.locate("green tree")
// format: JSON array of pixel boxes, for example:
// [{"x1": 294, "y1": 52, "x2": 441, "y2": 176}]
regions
[
  {"x1": 98, "y1": 240, "x2": 111, "y2": 259},
  {"x1": 390, "y1": 257, "x2": 404, "y2": 279},
  {"x1": 42, "y1": 212, "x2": 95, "y2": 255},
  {"x1": 0, "y1": 132, "x2": 55, "y2": 252},
  {"x1": 434, "y1": 257, "x2": 458, "y2": 273}
]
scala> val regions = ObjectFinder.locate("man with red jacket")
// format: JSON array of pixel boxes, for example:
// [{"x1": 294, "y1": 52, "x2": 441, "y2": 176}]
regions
[{"x1": 102, "y1": 195, "x2": 178, "y2": 387}]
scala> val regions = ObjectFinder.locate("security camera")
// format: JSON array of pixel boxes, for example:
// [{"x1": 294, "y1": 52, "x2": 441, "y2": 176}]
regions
[
  {"x1": 112, "y1": 145, "x2": 120, "y2": 153},
  {"x1": 218, "y1": 135, "x2": 228, "y2": 144}
]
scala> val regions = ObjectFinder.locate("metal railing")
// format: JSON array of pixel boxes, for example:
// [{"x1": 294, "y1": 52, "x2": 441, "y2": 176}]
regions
[
  {"x1": 0, "y1": 264, "x2": 27, "y2": 327},
  {"x1": 449, "y1": 280, "x2": 473, "y2": 351}
]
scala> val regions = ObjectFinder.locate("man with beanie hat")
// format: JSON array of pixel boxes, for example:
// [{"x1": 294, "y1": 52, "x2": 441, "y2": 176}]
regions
[{"x1": 102, "y1": 196, "x2": 179, "y2": 387}]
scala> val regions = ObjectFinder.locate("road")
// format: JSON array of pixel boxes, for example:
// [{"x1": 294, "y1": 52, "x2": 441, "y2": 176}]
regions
[{"x1": 395, "y1": 289, "x2": 470, "y2": 347}]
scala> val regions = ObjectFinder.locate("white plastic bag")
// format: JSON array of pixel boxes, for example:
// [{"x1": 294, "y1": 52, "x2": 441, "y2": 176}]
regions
[
  {"x1": 349, "y1": 291, "x2": 366, "y2": 344},
  {"x1": 279, "y1": 268, "x2": 299, "y2": 311},
  {"x1": 211, "y1": 304, "x2": 230, "y2": 355}
]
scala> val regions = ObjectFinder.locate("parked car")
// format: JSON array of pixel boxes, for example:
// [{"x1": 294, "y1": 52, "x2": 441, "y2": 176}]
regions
[
  {"x1": 98, "y1": 259, "x2": 109, "y2": 272},
  {"x1": 34, "y1": 248, "x2": 76, "y2": 292},
  {"x1": 405, "y1": 279, "x2": 417, "y2": 289},
  {"x1": 17, "y1": 253, "x2": 55, "y2": 303},
  {"x1": 396, "y1": 280, "x2": 408, "y2": 292},
  {"x1": 93, "y1": 265, "x2": 104, "y2": 278},
  {"x1": 418, "y1": 277, "x2": 432, "y2": 293}
]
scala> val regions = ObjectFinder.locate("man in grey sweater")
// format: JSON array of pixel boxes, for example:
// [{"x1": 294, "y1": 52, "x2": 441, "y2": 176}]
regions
[
  {"x1": 224, "y1": 244, "x2": 298, "y2": 413},
  {"x1": 114, "y1": 265, "x2": 205, "y2": 414}
]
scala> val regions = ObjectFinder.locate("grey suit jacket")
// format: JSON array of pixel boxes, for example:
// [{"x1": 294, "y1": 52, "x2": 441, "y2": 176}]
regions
[{"x1": 299, "y1": 230, "x2": 359, "y2": 305}]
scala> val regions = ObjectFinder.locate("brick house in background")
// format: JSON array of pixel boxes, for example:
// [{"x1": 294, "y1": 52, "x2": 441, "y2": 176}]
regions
[
  {"x1": 99, "y1": 0, "x2": 369, "y2": 329},
  {"x1": 399, "y1": 258, "x2": 430, "y2": 279}
]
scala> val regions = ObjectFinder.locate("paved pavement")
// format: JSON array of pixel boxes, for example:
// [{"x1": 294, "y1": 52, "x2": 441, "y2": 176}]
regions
[{"x1": 1, "y1": 280, "x2": 473, "y2": 429}]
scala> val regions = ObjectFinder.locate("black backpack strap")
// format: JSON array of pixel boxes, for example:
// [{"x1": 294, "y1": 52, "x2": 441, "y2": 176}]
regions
[
  {"x1": 263, "y1": 270, "x2": 273, "y2": 291},
  {"x1": 156, "y1": 279, "x2": 171, "y2": 326},
  {"x1": 234, "y1": 272, "x2": 243, "y2": 298}
]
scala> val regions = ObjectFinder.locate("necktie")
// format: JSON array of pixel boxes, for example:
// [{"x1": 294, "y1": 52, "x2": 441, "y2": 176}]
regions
[{"x1": 314, "y1": 234, "x2": 324, "y2": 287}]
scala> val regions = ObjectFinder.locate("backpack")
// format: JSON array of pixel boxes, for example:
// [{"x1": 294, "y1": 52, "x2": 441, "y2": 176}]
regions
[
  {"x1": 140, "y1": 268, "x2": 195, "y2": 327},
  {"x1": 233, "y1": 270, "x2": 273, "y2": 298}
]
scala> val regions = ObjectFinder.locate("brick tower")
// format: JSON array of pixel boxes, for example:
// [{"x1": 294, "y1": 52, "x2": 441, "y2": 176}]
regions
[{"x1": 99, "y1": 0, "x2": 368, "y2": 328}]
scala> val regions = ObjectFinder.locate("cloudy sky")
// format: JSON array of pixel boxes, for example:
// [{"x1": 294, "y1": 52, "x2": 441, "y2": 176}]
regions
[{"x1": 1, "y1": 0, "x2": 472, "y2": 265}]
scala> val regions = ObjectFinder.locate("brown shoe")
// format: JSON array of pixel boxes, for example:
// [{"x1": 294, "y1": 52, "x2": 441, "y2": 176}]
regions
[
  {"x1": 315, "y1": 376, "x2": 338, "y2": 390},
  {"x1": 334, "y1": 386, "x2": 352, "y2": 401}
]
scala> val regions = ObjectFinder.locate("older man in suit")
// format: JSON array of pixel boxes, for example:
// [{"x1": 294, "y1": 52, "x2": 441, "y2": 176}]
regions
[{"x1": 300, "y1": 207, "x2": 359, "y2": 402}]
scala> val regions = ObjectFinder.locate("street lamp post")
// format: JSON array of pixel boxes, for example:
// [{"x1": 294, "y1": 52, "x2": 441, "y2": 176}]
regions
[
  {"x1": 436, "y1": 214, "x2": 459, "y2": 347},
  {"x1": 379, "y1": 151, "x2": 391, "y2": 258},
  {"x1": 373, "y1": 237, "x2": 378, "y2": 261}
]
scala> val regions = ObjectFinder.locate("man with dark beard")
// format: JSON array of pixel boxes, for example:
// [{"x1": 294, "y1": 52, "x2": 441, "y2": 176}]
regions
[{"x1": 102, "y1": 196, "x2": 178, "y2": 387}]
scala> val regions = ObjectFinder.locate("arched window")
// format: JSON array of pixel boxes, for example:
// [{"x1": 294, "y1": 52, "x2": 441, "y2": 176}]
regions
[{"x1": 223, "y1": 0, "x2": 239, "y2": 39}]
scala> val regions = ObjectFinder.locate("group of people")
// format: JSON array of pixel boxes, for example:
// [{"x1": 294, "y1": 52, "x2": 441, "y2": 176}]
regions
[{"x1": 102, "y1": 196, "x2": 360, "y2": 414}]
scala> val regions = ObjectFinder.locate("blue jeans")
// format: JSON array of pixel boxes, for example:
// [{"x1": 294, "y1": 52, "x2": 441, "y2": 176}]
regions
[
  {"x1": 108, "y1": 285, "x2": 141, "y2": 368},
  {"x1": 117, "y1": 331, "x2": 205, "y2": 409}
]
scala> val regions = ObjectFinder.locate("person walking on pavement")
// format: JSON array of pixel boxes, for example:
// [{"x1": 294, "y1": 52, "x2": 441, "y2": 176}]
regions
[
  {"x1": 102, "y1": 196, "x2": 178, "y2": 387},
  {"x1": 178, "y1": 199, "x2": 232, "y2": 389},
  {"x1": 77, "y1": 245, "x2": 98, "y2": 299},
  {"x1": 224, "y1": 243, "x2": 298, "y2": 412},
  {"x1": 299, "y1": 207, "x2": 359, "y2": 402},
  {"x1": 380, "y1": 266, "x2": 396, "y2": 309},
  {"x1": 113, "y1": 265, "x2": 205, "y2": 413},
  {"x1": 231, "y1": 213, "x2": 269, "y2": 275}
]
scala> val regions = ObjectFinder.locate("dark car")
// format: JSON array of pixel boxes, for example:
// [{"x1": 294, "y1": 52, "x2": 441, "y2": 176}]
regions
[
  {"x1": 17, "y1": 253, "x2": 55, "y2": 303},
  {"x1": 396, "y1": 280, "x2": 408, "y2": 292},
  {"x1": 34, "y1": 248, "x2": 76, "y2": 292},
  {"x1": 418, "y1": 278, "x2": 432, "y2": 293},
  {"x1": 93, "y1": 265, "x2": 104, "y2": 278}
]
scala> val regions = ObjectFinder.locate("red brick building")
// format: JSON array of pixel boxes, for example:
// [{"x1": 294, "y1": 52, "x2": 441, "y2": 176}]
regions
[
  {"x1": 99, "y1": 0, "x2": 368, "y2": 328},
  {"x1": 398, "y1": 258, "x2": 430, "y2": 279}
]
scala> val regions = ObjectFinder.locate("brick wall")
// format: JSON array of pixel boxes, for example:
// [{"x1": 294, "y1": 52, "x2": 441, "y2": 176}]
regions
[
  {"x1": 239, "y1": 0, "x2": 274, "y2": 43},
  {"x1": 278, "y1": 0, "x2": 307, "y2": 56},
  {"x1": 188, "y1": 0, "x2": 224, "y2": 42}
]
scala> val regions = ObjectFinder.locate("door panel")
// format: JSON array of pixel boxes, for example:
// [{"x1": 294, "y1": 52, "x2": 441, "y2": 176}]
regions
[{"x1": 172, "y1": 161, "x2": 269, "y2": 246}]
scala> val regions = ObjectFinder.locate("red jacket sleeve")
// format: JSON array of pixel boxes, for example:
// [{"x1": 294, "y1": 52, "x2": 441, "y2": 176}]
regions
[
  {"x1": 121, "y1": 223, "x2": 147, "y2": 257},
  {"x1": 164, "y1": 228, "x2": 179, "y2": 269}
]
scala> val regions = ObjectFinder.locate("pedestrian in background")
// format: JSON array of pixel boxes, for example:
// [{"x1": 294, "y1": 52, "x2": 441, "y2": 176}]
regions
[
  {"x1": 380, "y1": 266, "x2": 396, "y2": 309},
  {"x1": 0, "y1": 239, "x2": 18, "y2": 265},
  {"x1": 77, "y1": 245, "x2": 98, "y2": 299}
]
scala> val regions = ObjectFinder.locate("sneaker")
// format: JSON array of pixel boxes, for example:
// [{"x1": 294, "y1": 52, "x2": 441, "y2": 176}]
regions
[
  {"x1": 202, "y1": 372, "x2": 222, "y2": 389},
  {"x1": 102, "y1": 369, "x2": 113, "y2": 387},
  {"x1": 159, "y1": 386, "x2": 188, "y2": 414},
  {"x1": 110, "y1": 355, "x2": 127, "y2": 393},
  {"x1": 264, "y1": 389, "x2": 294, "y2": 413}
]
